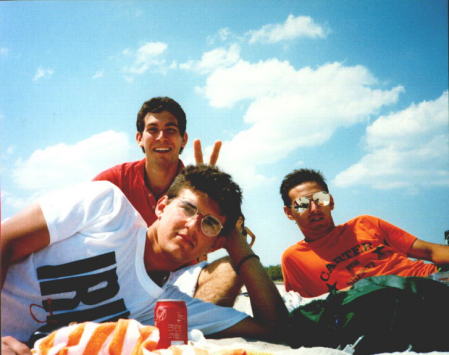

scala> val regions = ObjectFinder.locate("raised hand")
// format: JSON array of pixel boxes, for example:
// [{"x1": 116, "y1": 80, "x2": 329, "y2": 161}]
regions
[
  {"x1": 237, "y1": 216, "x2": 256, "y2": 247},
  {"x1": 193, "y1": 139, "x2": 222, "y2": 166}
]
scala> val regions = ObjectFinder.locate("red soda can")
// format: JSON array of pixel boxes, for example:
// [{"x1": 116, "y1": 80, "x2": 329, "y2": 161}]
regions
[{"x1": 154, "y1": 299, "x2": 188, "y2": 349}]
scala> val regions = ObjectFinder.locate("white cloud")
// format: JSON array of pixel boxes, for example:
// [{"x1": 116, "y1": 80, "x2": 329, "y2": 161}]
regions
[
  {"x1": 123, "y1": 42, "x2": 168, "y2": 75},
  {"x1": 217, "y1": 27, "x2": 232, "y2": 42},
  {"x1": 33, "y1": 67, "x2": 54, "y2": 81},
  {"x1": 92, "y1": 70, "x2": 104, "y2": 79},
  {"x1": 3, "y1": 145, "x2": 14, "y2": 155},
  {"x1": 207, "y1": 27, "x2": 233, "y2": 45},
  {"x1": 334, "y1": 91, "x2": 449, "y2": 189},
  {"x1": 180, "y1": 44, "x2": 240, "y2": 74},
  {"x1": 365, "y1": 92, "x2": 448, "y2": 149},
  {"x1": 198, "y1": 59, "x2": 402, "y2": 190},
  {"x1": 12, "y1": 130, "x2": 135, "y2": 193},
  {"x1": 247, "y1": 14, "x2": 326, "y2": 44}
]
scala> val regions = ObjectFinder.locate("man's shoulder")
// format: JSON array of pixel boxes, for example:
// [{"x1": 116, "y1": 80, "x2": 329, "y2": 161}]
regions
[
  {"x1": 340, "y1": 215, "x2": 390, "y2": 237},
  {"x1": 85, "y1": 181, "x2": 139, "y2": 217},
  {"x1": 38, "y1": 181, "x2": 128, "y2": 217},
  {"x1": 97, "y1": 159, "x2": 145, "y2": 175},
  {"x1": 282, "y1": 240, "x2": 308, "y2": 256},
  {"x1": 344, "y1": 215, "x2": 381, "y2": 226},
  {"x1": 91, "y1": 179, "x2": 123, "y2": 192},
  {"x1": 93, "y1": 159, "x2": 145, "y2": 185},
  {"x1": 76, "y1": 180, "x2": 127, "y2": 201}
]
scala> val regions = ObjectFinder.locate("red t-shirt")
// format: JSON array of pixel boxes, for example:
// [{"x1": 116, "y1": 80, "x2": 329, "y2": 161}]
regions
[
  {"x1": 281, "y1": 215, "x2": 438, "y2": 297},
  {"x1": 93, "y1": 159, "x2": 183, "y2": 226}
]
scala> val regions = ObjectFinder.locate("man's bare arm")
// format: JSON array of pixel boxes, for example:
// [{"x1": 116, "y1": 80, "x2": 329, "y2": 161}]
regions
[
  {"x1": 194, "y1": 222, "x2": 255, "y2": 306},
  {"x1": 408, "y1": 239, "x2": 449, "y2": 266},
  {"x1": 214, "y1": 226, "x2": 289, "y2": 340},
  {"x1": 194, "y1": 256, "x2": 243, "y2": 306},
  {"x1": 1, "y1": 203, "x2": 50, "y2": 288}
]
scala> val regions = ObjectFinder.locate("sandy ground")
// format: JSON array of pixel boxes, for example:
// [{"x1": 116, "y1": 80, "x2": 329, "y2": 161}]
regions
[
  {"x1": 224, "y1": 283, "x2": 350, "y2": 354},
  {"x1": 200, "y1": 337, "x2": 348, "y2": 354},
  {"x1": 234, "y1": 282, "x2": 285, "y2": 316},
  {"x1": 234, "y1": 282, "x2": 329, "y2": 315}
]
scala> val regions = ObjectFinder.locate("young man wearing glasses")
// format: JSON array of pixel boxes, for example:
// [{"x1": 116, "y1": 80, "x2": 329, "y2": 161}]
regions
[
  {"x1": 279, "y1": 168, "x2": 449, "y2": 298},
  {"x1": 1, "y1": 165, "x2": 288, "y2": 353},
  {"x1": 92, "y1": 97, "x2": 242, "y2": 307}
]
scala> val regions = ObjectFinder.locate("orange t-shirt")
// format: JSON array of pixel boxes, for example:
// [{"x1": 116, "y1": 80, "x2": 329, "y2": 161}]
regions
[{"x1": 281, "y1": 215, "x2": 438, "y2": 297}]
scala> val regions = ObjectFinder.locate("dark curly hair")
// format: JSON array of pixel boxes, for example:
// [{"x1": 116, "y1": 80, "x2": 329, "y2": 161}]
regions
[
  {"x1": 166, "y1": 164, "x2": 243, "y2": 235},
  {"x1": 136, "y1": 96, "x2": 186, "y2": 135}
]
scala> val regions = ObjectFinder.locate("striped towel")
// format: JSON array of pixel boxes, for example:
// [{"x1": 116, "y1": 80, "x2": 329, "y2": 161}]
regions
[{"x1": 31, "y1": 319, "x2": 272, "y2": 355}]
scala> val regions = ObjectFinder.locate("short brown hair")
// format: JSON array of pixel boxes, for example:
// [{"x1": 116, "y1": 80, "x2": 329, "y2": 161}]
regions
[
  {"x1": 167, "y1": 165, "x2": 243, "y2": 235},
  {"x1": 136, "y1": 97, "x2": 186, "y2": 136},
  {"x1": 280, "y1": 168, "x2": 329, "y2": 206}
]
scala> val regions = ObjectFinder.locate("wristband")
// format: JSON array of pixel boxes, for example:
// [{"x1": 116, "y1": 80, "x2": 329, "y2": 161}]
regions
[{"x1": 235, "y1": 253, "x2": 260, "y2": 274}]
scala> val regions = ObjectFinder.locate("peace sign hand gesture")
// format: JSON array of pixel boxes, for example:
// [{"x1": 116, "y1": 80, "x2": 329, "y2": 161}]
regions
[{"x1": 193, "y1": 139, "x2": 222, "y2": 166}]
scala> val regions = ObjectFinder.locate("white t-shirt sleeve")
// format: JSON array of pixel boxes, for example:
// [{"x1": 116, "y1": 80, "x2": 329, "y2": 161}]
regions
[
  {"x1": 169, "y1": 261, "x2": 208, "y2": 296},
  {"x1": 39, "y1": 181, "x2": 134, "y2": 244}
]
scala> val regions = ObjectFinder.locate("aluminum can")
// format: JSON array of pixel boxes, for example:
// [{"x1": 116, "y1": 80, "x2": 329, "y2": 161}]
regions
[{"x1": 154, "y1": 299, "x2": 188, "y2": 349}]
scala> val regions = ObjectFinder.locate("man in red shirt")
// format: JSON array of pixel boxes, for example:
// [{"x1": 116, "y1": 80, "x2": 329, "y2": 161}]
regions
[
  {"x1": 94, "y1": 97, "x2": 221, "y2": 226},
  {"x1": 94, "y1": 97, "x2": 240, "y2": 305},
  {"x1": 279, "y1": 168, "x2": 449, "y2": 297}
]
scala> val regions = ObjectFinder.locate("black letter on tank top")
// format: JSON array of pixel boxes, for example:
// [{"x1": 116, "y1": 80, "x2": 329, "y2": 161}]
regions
[
  {"x1": 39, "y1": 268, "x2": 120, "y2": 310},
  {"x1": 37, "y1": 252, "x2": 117, "y2": 279},
  {"x1": 35, "y1": 252, "x2": 129, "y2": 326}
]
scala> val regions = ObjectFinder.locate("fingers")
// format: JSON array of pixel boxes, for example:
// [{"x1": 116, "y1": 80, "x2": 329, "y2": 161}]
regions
[
  {"x1": 193, "y1": 139, "x2": 222, "y2": 166},
  {"x1": 235, "y1": 216, "x2": 256, "y2": 247},
  {"x1": 208, "y1": 141, "x2": 222, "y2": 166},
  {"x1": 193, "y1": 139, "x2": 204, "y2": 165},
  {"x1": 1, "y1": 336, "x2": 32, "y2": 355},
  {"x1": 222, "y1": 223, "x2": 254, "y2": 256},
  {"x1": 228, "y1": 218, "x2": 256, "y2": 248}
]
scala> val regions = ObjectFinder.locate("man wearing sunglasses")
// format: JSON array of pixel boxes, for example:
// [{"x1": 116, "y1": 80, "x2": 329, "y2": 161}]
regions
[
  {"x1": 1, "y1": 165, "x2": 288, "y2": 354},
  {"x1": 279, "y1": 168, "x2": 449, "y2": 297}
]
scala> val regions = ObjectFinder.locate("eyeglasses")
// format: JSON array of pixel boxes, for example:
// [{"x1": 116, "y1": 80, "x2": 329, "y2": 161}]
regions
[
  {"x1": 176, "y1": 199, "x2": 223, "y2": 237},
  {"x1": 293, "y1": 191, "x2": 330, "y2": 214}
]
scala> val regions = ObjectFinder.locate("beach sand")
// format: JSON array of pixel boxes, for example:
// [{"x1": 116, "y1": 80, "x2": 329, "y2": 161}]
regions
[
  {"x1": 223, "y1": 283, "x2": 349, "y2": 354},
  {"x1": 233, "y1": 282, "x2": 286, "y2": 317}
]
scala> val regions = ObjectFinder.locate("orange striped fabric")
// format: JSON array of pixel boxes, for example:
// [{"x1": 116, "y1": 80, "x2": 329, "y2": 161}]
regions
[{"x1": 31, "y1": 319, "x2": 272, "y2": 355}]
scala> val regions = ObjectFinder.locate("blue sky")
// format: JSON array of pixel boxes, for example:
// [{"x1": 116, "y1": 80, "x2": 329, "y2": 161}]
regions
[{"x1": 1, "y1": 0, "x2": 448, "y2": 266}]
